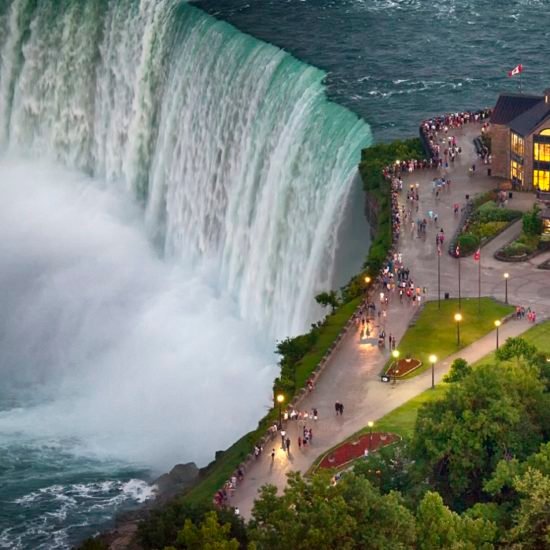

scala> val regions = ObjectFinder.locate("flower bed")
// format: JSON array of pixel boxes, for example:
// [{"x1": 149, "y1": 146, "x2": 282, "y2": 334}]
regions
[
  {"x1": 318, "y1": 432, "x2": 399, "y2": 470},
  {"x1": 450, "y1": 196, "x2": 522, "y2": 257},
  {"x1": 386, "y1": 357, "x2": 422, "y2": 378}
]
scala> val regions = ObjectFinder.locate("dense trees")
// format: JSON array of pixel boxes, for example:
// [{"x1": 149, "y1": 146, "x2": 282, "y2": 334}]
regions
[{"x1": 131, "y1": 338, "x2": 549, "y2": 550}]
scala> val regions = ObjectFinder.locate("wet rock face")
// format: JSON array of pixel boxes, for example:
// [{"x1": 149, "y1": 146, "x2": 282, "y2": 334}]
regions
[{"x1": 153, "y1": 463, "x2": 200, "y2": 499}]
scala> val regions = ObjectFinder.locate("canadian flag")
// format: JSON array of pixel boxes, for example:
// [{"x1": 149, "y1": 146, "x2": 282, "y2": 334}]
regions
[
  {"x1": 508, "y1": 64, "x2": 523, "y2": 77},
  {"x1": 473, "y1": 248, "x2": 481, "y2": 261}
]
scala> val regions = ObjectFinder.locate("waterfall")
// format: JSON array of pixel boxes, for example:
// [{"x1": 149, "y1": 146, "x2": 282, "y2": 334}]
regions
[{"x1": 0, "y1": 0, "x2": 372, "y2": 338}]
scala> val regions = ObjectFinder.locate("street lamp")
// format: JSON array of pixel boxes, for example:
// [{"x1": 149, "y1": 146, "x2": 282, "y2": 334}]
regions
[
  {"x1": 391, "y1": 349, "x2": 400, "y2": 385},
  {"x1": 454, "y1": 313, "x2": 463, "y2": 347},
  {"x1": 504, "y1": 273, "x2": 509, "y2": 304},
  {"x1": 429, "y1": 354, "x2": 437, "y2": 389},
  {"x1": 276, "y1": 394, "x2": 284, "y2": 428},
  {"x1": 364, "y1": 275, "x2": 372, "y2": 308},
  {"x1": 368, "y1": 421, "x2": 374, "y2": 452},
  {"x1": 494, "y1": 320, "x2": 501, "y2": 349}
]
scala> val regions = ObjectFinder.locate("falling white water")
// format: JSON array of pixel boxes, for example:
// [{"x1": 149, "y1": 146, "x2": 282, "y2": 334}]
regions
[{"x1": 0, "y1": 0, "x2": 371, "y2": 470}]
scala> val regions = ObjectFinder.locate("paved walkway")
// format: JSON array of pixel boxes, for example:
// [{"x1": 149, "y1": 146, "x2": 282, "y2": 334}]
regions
[{"x1": 230, "y1": 123, "x2": 550, "y2": 517}]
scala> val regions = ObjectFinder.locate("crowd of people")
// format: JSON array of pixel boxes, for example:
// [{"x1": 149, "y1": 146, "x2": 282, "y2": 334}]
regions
[{"x1": 420, "y1": 109, "x2": 492, "y2": 160}]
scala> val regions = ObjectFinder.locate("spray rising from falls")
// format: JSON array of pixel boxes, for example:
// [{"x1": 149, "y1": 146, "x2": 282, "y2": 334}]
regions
[{"x1": 0, "y1": 0, "x2": 372, "y2": 469}]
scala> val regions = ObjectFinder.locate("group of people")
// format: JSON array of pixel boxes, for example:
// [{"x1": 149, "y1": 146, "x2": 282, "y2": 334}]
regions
[
  {"x1": 515, "y1": 305, "x2": 537, "y2": 323},
  {"x1": 420, "y1": 109, "x2": 492, "y2": 160}
]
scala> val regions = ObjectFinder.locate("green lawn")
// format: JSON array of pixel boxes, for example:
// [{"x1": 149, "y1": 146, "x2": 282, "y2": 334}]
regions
[
  {"x1": 373, "y1": 319, "x2": 550, "y2": 440},
  {"x1": 385, "y1": 297, "x2": 514, "y2": 379},
  {"x1": 473, "y1": 319, "x2": 550, "y2": 368}
]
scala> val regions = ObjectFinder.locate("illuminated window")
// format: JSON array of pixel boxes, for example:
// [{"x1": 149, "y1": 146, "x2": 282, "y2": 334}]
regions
[
  {"x1": 534, "y1": 170, "x2": 550, "y2": 191},
  {"x1": 510, "y1": 160, "x2": 523, "y2": 183},
  {"x1": 534, "y1": 142, "x2": 550, "y2": 162},
  {"x1": 510, "y1": 132, "x2": 524, "y2": 157},
  {"x1": 540, "y1": 128, "x2": 550, "y2": 136}
]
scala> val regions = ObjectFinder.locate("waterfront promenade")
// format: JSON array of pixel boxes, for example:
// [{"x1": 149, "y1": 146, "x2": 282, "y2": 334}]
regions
[{"x1": 230, "y1": 123, "x2": 550, "y2": 517}]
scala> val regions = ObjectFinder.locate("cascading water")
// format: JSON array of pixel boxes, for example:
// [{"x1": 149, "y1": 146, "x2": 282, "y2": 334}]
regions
[{"x1": 0, "y1": 0, "x2": 371, "y2": 546}]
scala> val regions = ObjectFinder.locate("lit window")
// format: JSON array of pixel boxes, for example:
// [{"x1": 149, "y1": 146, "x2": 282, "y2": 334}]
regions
[
  {"x1": 510, "y1": 132, "x2": 524, "y2": 157},
  {"x1": 510, "y1": 160, "x2": 523, "y2": 182},
  {"x1": 539, "y1": 128, "x2": 550, "y2": 136},
  {"x1": 534, "y1": 142, "x2": 550, "y2": 162},
  {"x1": 534, "y1": 170, "x2": 550, "y2": 191}
]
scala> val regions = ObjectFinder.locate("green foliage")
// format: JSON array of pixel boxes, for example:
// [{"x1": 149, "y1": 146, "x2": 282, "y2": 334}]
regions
[
  {"x1": 175, "y1": 511, "x2": 240, "y2": 550},
  {"x1": 358, "y1": 138, "x2": 424, "y2": 276},
  {"x1": 416, "y1": 491, "x2": 496, "y2": 550},
  {"x1": 495, "y1": 337, "x2": 537, "y2": 366},
  {"x1": 501, "y1": 241, "x2": 532, "y2": 257},
  {"x1": 474, "y1": 204, "x2": 521, "y2": 223},
  {"x1": 314, "y1": 290, "x2": 340, "y2": 313},
  {"x1": 457, "y1": 233, "x2": 480, "y2": 255},
  {"x1": 249, "y1": 471, "x2": 416, "y2": 549},
  {"x1": 472, "y1": 190, "x2": 498, "y2": 209},
  {"x1": 444, "y1": 358, "x2": 471, "y2": 383},
  {"x1": 412, "y1": 362, "x2": 548, "y2": 505},
  {"x1": 522, "y1": 205, "x2": 543, "y2": 236},
  {"x1": 138, "y1": 500, "x2": 247, "y2": 549}
]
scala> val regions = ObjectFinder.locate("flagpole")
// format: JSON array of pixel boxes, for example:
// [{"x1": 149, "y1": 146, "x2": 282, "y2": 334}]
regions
[
  {"x1": 478, "y1": 254, "x2": 481, "y2": 314},
  {"x1": 458, "y1": 256, "x2": 462, "y2": 311},
  {"x1": 438, "y1": 248, "x2": 441, "y2": 310}
]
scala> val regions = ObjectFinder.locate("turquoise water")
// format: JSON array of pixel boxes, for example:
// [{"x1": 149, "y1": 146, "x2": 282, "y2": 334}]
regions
[
  {"x1": 0, "y1": 1, "x2": 371, "y2": 547},
  {"x1": 199, "y1": 0, "x2": 550, "y2": 141}
]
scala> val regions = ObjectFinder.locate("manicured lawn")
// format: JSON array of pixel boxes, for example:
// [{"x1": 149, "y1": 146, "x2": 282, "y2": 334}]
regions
[
  {"x1": 473, "y1": 319, "x2": 550, "y2": 368},
  {"x1": 374, "y1": 384, "x2": 447, "y2": 438},
  {"x1": 385, "y1": 297, "x2": 514, "y2": 379}
]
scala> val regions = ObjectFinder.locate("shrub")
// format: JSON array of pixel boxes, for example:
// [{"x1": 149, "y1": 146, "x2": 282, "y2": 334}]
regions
[
  {"x1": 522, "y1": 206, "x2": 543, "y2": 236},
  {"x1": 457, "y1": 233, "x2": 480, "y2": 255},
  {"x1": 502, "y1": 242, "x2": 531, "y2": 257},
  {"x1": 476, "y1": 205, "x2": 522, "y2": 223}
]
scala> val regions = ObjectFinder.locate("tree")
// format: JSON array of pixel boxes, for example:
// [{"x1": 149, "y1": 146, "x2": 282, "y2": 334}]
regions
[
  {"x1": 444, "y1": 358, "x2": 472, "y2": 383},
  {"x1": 521, "y1": 205, "x2": 542, "y2": 236},
  {"x1": 495, "y1": 337, "x2": 537, "y2": 366},
  {"x1": 315, "y1": 291, "x2": 340, "y2": 313},
  {"x1": 412, "y1": 362, "x2": 547, "y2": 505},
  {"x1": 416, "y1": 491, "x2": 496, "y2": 549},
  {"x1": 249, "y1": 471, "x2": 416, "y2": 549},
  {"x1": 175, "y1": 511, "x2": 240, "y2": 550},
  {"x1": 506, "y1": 468, "x2": 550, "y2": 548}
]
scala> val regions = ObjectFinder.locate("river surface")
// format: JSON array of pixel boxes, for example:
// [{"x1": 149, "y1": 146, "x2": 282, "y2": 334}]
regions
[
  {"x1": 199, "y1": 0, "x2": 550, "y2": 141},
  {"x1": 1, "y1": 0, "x2": 549, "y2": 548}
]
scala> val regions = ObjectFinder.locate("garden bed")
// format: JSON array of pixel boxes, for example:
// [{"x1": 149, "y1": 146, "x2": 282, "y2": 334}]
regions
[
  {"x1": 385, "y1": 357, "x2": 422, "y2": 378},
  {"x1": 318, "y1": 432, "x2": 399, "y2": 470},
  {"x1": 449, "y1": 192, "x2": 522, "y2": 257}
]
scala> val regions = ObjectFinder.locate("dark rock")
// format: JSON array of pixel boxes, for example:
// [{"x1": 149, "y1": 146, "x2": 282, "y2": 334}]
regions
[{"x1": 152, "y1": 462, "x2": 199, "y2": 500}]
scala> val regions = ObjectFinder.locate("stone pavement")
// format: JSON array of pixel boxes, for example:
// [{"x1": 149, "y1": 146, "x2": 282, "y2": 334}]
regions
[{"x1": 229, "y1": 123, "x2": 550, "y2": 518}]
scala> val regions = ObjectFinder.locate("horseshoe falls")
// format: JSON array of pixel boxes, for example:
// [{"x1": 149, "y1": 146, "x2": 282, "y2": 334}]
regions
[{"x1": 0, "y1": 0, "x2": 371, "y2": 546}]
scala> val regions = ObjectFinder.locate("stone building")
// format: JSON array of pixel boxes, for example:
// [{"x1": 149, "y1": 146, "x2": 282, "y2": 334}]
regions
[{"x1": 491, "y1": 89, "x2": 550, "y2": 191}]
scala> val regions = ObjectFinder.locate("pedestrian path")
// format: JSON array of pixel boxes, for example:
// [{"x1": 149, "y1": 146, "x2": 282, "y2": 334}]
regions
[{"x1": 229, "y1": 122, "x2": 550, "y2": 518}]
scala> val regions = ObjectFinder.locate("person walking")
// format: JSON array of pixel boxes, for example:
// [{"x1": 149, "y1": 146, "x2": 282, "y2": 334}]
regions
[
  {"x1": 339, "y1": 403, "x2": 344, "y2": 415},
  {"x1": 271, "y1": 448, "x2": 275, "y2": 461},
  {"x1": 298, "y1": 436, "x2": 302, "y2": 449},
  {"x1": 285, "y1": 437, "x2": 291, "y2": 454},
  {"x1": 335, "y1": 401, "x2": 340, "y2": 415}
]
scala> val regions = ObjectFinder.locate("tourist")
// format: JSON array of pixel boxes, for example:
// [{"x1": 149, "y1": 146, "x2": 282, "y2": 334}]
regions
[
  {"x1": 285, "y1": 437, "x2": 291, "y2": 453},
  {"x1": 298, "y1": 436, "x2": 302, "y2": 449},
  {"x1": 271, "y1": 448, "x2": 275, "y2": 461}
]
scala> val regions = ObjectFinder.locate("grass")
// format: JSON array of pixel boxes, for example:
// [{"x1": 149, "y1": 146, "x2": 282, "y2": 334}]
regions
[
  {"x1": 385, "y1": 297, "x2": 514, "y2": 379},
  {"x1": 361, "y1": 320, "x2": 550, "y2": 444},
  {"x1": 183, "y1": 297, "x2": 362, "y2": 504}
]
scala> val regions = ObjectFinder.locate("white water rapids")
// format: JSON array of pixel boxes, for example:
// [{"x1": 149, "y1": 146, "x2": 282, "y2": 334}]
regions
[{"x1": 0, "y1": 0, "x2": 371, "y2": 470}]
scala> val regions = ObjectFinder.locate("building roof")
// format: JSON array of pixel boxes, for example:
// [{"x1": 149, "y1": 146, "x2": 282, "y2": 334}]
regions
[
  {"x1": 509, "y1": 100, "x2": 550, "y2": 136},
  {"x1": 490, "y1": 93, "x2": 542, "y2": 125}
]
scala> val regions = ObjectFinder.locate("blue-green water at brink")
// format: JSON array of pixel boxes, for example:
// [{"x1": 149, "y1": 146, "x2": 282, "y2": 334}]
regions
[
  {"x1": 198, "y1": 0, "x2": 550, "y2": 141},
  {"x1": 0, "y1": 1, "x2": 371, "y2": 547}
]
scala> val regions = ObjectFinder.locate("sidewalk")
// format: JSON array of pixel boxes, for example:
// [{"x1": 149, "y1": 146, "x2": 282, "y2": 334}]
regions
[{"x1": 229, "y1": 122, "x2": 550, "y2": 518}]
